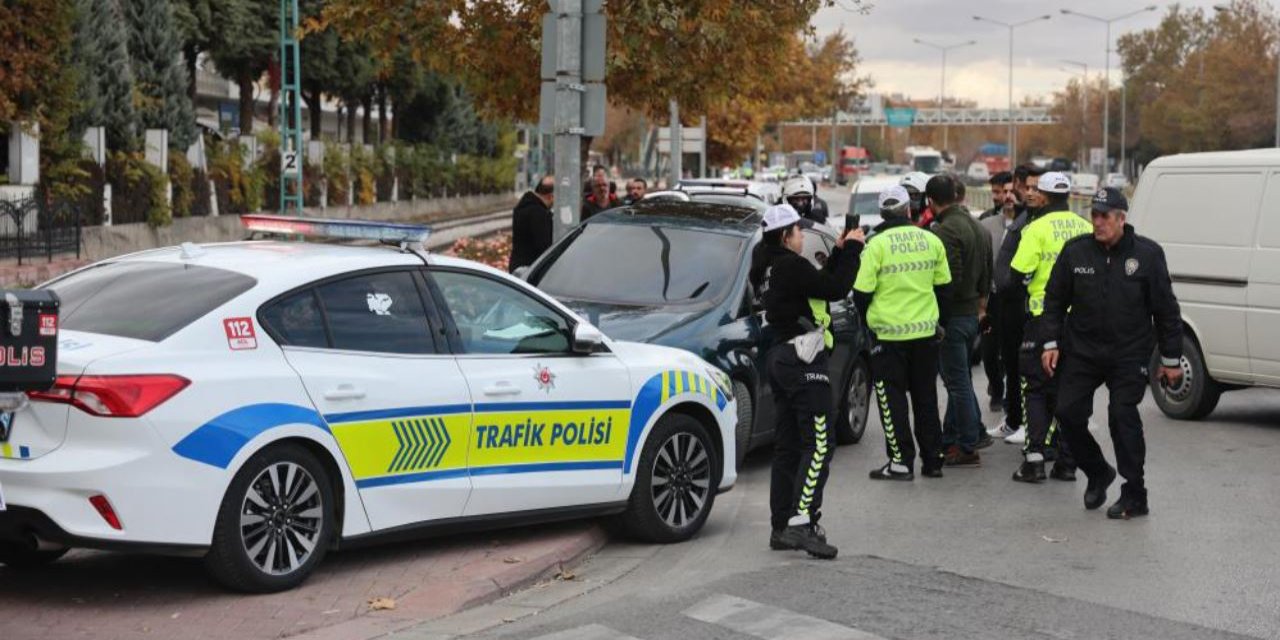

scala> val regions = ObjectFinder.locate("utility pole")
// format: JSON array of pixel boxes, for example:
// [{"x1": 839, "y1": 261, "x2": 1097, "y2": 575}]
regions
[
  {"x1": 913, "y1": 38, "x2": 976, "y2": 153},
  {"x1": 1061, "y1": 6, "x2": 1158, "y2": 173},
  {"x1": 669, "y1": 99, "x2": 681, "y2": 186},
  {"x1": 552, "y1": 2, "x2": 584, "y2": 240},
  {"x1": 974, "y1": 14, "x2": 1051, "y2": 166},
  {"x1": 278, "y1": 0, "x2": 303, "y2": 213}
]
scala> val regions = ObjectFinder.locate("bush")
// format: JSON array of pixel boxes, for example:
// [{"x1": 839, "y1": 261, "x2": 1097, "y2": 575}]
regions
[
  {"x1": 190, "y1": 168, "x2": 212, "y2": 217},
  {"x1": 106, "y1": 151, "x2": 171, "y2": 228},
  {"x1": 445, "y1": 233, "x2": 511, "y2": 271},
  {"x1": 168, "y1": 151, "x2": 194, "y2": 218},
  {"x1": 66, "y1": 159, "x2": 106, "y2": 226},
  {"x1": 350, "y1": 145, "x2": 375, "y2": 206},
  {"x1": 207, "y1": 136, "x2": 252, "y2": 215},
  {"x1": 323, "y1": 142, "x2": 350, "y2": 206},
  {"x1": 374, "y1": 146, "x2": 395, "y2": 202}
]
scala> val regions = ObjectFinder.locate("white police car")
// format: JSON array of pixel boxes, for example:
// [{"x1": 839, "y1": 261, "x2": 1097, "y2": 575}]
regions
[{"x1": 0, "y1": 216, "x2": 736, "y2": 592}]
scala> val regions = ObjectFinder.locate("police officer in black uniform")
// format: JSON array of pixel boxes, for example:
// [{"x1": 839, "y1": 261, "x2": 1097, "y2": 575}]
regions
[
  {"x1": 1040, "y1": 187, "x2": 1184, "y2": 519},
  {"x1": 751, "y1": 203, "x2": 863, "y2": 558}
]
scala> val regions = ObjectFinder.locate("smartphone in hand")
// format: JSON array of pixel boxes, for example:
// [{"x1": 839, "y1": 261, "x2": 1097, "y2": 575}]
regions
[{"x1": 844, "y1": 213, "x2": 859, "y2": 232}]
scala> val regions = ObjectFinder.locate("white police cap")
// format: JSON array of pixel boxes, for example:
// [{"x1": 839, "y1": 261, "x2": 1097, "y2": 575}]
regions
[
  {"x1": 879, "y1": 185, "x2": 911, "y2": 210},
  {"x1": 1037, "y1": 171, "x2": 1073, "y2": 194},
  {"x1": 761, "y1": 204, "x2": 802, "y2": 231}
]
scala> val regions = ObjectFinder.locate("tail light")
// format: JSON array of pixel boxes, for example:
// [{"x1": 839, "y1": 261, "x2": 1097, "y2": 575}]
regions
[
  {"x1": 89, "y1": 495, "x2": 123, "y2": 530},
  {"x1": 28, "y1": 375, "x2": 189, "y2": 417}
]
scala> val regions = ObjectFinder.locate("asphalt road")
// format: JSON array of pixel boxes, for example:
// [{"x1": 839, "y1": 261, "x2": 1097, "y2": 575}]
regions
[{"x1": 427, "y1": 184, "x2": 1280, "y2": 640}]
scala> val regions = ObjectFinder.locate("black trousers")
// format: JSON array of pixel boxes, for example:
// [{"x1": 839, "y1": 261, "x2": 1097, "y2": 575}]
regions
[
  {"x1": 870, "y1": 336, "x2": 944, "y2": 471},
  {"x1": 768, "y1": 344, "x2": 834, "y2": 531},
  {"x1": 981, "y1": 295, "x2": 1004, "y2": 405},
  {"x1": 996, "y1": 292, "x2": 1026, "y2": 430},
  {"x1": 1019, "y1": 317, "x2": 1071, "y2": 465},
  {"x1": 1056, "y1": 355, "x2": 1150, "y2": 500}
]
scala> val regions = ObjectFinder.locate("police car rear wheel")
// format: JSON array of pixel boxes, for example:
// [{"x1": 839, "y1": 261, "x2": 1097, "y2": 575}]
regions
[
  {"x1": 0, "y1": 544, "x2": 68, "y2": 569},
  {"x1": 621, "y1": 414, "x2": 717, "y2": 543},
  {"x1": 836, "y1": 357, "x2": 871, "y2": 445},
  {"x1": 732, "y1": 381, "x2": 753, "y2": 470},
  {"x1": 205, "y1": 443, "x2": 335, "y2": 592},
  {"x1": 1150, "y1": 335, "x2": 1221, "y2": 421}
]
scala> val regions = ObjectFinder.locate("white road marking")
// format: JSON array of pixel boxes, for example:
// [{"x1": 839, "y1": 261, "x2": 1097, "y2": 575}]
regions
[
  {"x1": 683, "y1": 594, "x2": 889, "y2": 640},
  {"x1": 527, "y1": 623, "x2": 644, "y2": 640}
]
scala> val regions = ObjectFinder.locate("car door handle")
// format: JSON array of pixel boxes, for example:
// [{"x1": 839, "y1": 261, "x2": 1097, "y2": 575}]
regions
[
  {"x1": 482, "y1": 382, "x2": 522, "y2": 397},
  {"x1": 323, "y1": 385, "x2": 366, "y2": 401}
]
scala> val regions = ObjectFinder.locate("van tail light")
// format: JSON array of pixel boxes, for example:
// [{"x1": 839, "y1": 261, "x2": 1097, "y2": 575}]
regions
[{"x1": 28, "y1": 375, "x2": 190, "y2": 418}]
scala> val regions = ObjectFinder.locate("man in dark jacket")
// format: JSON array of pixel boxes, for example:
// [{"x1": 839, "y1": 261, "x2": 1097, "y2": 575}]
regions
[
  {"x1": 508, "y1": 175, "x2": 555, "y2": 273},
  {"x1": 1040, "y1": 187, "x2": 1183, "y2": 519},
  {"x1": 989, "y1": 164, "x2": 1042, "y2": 445},
  {"x1": 978, "y1": 172, "x2": 1018, "y2": 417},
  {"x1": 753, "y1": 203, "x2": 863, "y2": 559},
  {"x1": 582, "y1": 171, "x2": 618, "y2": 220},
  {"x1": 927, "y1": 174, "x2": 993, "y2": 465}
]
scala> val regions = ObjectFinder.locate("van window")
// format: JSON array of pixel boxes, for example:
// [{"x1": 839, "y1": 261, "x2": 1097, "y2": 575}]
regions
[{"x1": 1147, "y1": 172, "x2": 1262, "y2": 247}]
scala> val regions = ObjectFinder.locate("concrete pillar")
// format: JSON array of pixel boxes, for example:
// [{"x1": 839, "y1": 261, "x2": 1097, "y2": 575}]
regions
[
  {"x1": 144, "y1": 129, "x2": 169, "y2": 173},
  {"x1": 7, "y1": 121, "x2": 39, "y2": 185}
]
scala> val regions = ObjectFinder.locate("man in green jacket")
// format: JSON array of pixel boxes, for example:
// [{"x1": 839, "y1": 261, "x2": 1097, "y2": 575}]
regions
[{"x1": 927, "y1": 174, "x2": 993, "y2": 466}]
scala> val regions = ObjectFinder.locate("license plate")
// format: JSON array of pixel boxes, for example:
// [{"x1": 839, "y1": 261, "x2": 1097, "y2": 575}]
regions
[{"x1": 0, "y1": 411, "x2": 11, "y2": 443}]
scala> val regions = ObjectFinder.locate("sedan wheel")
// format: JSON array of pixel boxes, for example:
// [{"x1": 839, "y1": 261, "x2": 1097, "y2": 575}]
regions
[
  {"x1": 206, "y1": 443, "x2": 335, "y2": 592},
  {"x1": 620, "y1": 414, "x2": 717, "y2": 543}
]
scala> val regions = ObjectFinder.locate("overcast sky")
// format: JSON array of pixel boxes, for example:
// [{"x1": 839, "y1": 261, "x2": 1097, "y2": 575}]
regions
[{"x1": 813, "y1": 0, "x2": 1230, "y2": 108}]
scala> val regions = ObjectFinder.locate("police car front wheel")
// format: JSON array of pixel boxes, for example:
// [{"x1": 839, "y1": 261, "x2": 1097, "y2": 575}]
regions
[
  {"x1": 205, "y1": 443, "x2": 336, "y2": 593},
  {"x1": 620, "y1": 414, "x2": 718, "y2": 543}
]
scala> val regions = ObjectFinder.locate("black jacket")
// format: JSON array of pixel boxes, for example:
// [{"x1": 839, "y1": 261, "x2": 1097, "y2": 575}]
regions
[
  {"x1": 993, "y1": 209, "x2": 1031, "y2": 294},
  {"x1": 509, "y1": 191, "x2": 552, "y2": 272},
  {"x1": 1040, "y1": 224, "x2": 1183, "y2": 365},
  {"x1": 752, "y1": 240, "x2": 861, "y2": 344}
]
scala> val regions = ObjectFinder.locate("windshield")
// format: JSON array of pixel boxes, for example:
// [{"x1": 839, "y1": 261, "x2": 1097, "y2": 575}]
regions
[
  {"x1": 850, "y1": 191, "x2": 881, "y2": 216},
  {"x1": 45, "y1": 261, "x2": 256, "y2": 341},
  {"x1": 913, "y1": 156, "x2": 941, "y2": 174},
  {"x1": 535, "y1": 224, "x2": 745, "y2": 307}
]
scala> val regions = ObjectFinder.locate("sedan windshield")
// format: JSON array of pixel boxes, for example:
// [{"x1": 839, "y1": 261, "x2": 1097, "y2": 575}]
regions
[{"x1": 534, "y1": 224, "x2": 745, "y2": 307}]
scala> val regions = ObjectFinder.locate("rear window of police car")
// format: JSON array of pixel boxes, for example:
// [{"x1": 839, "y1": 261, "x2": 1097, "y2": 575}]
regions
[{"x1": 45, "y1": 261, "x2": 256, "y2": 342}]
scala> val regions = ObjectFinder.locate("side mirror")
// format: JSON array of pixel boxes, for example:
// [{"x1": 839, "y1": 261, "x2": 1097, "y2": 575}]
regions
[{"x1": 571, "y1": 322, "x2": 606, "y2": 355}]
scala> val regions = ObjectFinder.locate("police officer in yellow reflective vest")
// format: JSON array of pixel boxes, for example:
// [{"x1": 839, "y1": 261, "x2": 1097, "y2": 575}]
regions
[
  {"x1": 1009, "y1": 172, "x2": 1094, "y2": 483},
  {"x1": 853, "y1": 185, "x2": 952, "y2": 481},
  {"x1": 750, "y1": 204, "x2": 863, "y2": 559}
]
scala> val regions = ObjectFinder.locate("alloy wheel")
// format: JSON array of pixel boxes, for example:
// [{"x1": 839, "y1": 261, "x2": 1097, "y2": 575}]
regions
[
  {"x1": 650, "y1": 432, "x2": 712, "y2": 529},
  {"x1": 239, "y1": 462, "x2": 324, "y2": 576}
]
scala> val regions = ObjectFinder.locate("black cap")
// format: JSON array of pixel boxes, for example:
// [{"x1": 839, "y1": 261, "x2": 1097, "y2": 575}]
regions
[{"x1": 1091, "y1": 187, "x2": 1128, "y2": 214}]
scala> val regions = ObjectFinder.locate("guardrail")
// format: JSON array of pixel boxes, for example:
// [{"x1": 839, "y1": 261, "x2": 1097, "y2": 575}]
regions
[{"x1": 0, "y1": 197, "x2": 83, "y2": 265}]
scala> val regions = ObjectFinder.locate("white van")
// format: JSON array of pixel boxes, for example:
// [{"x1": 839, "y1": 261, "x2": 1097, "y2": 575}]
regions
[{"x1": 1128, "y1": 149, "x2": 1280, "y2": 419}]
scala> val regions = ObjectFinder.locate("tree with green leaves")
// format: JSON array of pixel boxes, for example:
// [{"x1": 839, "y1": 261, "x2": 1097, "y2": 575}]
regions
[
  {"x1": 172, "y1": 0, "x2": 254, "y2": 101},
  {"x1": 71, "y1": 0, "x2": 139, "y2": 151},
  {"x1": 124, "y1": 0, "x2": 197, "y2": 149},
  {"x1": 0, "y1": 0, "x2": 74, "y2": 123},
  {"x1": 209, "y1": 0, "x2": 276, "y2": 135}
]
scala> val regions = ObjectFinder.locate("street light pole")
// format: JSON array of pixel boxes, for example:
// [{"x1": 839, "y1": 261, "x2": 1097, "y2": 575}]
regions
[
  {"x1": 1062, "y1": 60, "x2": 1089, "y2": 172},
  {"x1": 974, "y1": 15, "x2": 1051, "y2": 166},
  {"x1": 1061, "y1": 6, "x2": 1158, "y2": 173},
  {"x1": 913, "y1": 38, "x2": 976, "y2": 152}
]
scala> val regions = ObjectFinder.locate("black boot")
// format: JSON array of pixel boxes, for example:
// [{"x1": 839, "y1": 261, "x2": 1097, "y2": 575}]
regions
[
  {"x1": 1050, "y1": 463, "x2": 1077, "y2": 481},
  {"x1": 777, "y1": 524, "x2": 838, "y2": 559},
  {"x1": 1107, "y1": 490, "x2": 1149, "y2": 520},
  {"x1": 1083, "y1": 465, "x2": 1117, "y2": 510},
  {"x1": 1012, "y1": 460, "x2": 1045, "y2": 483}
]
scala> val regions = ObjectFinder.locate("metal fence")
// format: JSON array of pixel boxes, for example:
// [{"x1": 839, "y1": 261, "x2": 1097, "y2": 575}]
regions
[{"x1": 0, "y1": 197, "x2": 83, "y2": 265}]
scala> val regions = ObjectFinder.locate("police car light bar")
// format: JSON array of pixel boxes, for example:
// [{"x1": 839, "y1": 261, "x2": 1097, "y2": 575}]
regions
[{"x1": 240, "y1": 214, "x2": 432, "y2": 246}]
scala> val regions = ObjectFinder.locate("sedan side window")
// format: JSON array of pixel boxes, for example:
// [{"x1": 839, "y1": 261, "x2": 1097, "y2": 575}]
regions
[
  {"x1": 314, "y1": 271, "x2": 436, "y2": 354},
  {"x1": 260, "y1": 289, "x2": 328, "y2": 349},
  {"x1": 431, "y1": 270, "x2": 572, "y2": 355}
]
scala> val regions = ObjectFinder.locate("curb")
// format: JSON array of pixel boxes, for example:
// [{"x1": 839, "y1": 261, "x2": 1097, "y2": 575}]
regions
[{"x1": 288, "y1": 524, "x2": 608, "y2": 640}]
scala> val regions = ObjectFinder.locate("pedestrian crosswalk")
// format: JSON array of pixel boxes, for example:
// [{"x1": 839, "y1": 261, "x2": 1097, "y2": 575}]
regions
[{"x1": 526, "y1": 594, "x2": 888, "y2": 640}]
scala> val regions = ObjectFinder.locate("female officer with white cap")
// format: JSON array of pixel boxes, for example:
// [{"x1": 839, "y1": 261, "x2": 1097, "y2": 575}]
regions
[{"x1": 751, "y1": 203, "x2": 863, "y2": 559}]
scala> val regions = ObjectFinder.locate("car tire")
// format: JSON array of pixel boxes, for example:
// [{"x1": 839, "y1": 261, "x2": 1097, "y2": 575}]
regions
[
  {"x1": 0, "y1": 544, "x2": 68, "y2": 569},
  {"x1": 204, "y1": 443, "x2": 335, "y2": 593},
  {"x1": 836, "y1": 356, "x2": 871, "y2": 445},
  {"x1": 732, "y1": 381, "x2": 753, "y2": 470},
  {"x1": 620, "y1": 414, "x2": 717, "y2": 544},
  {"x1": 1150, "y1": 334, "x2": 1222, "y2": 421}
]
